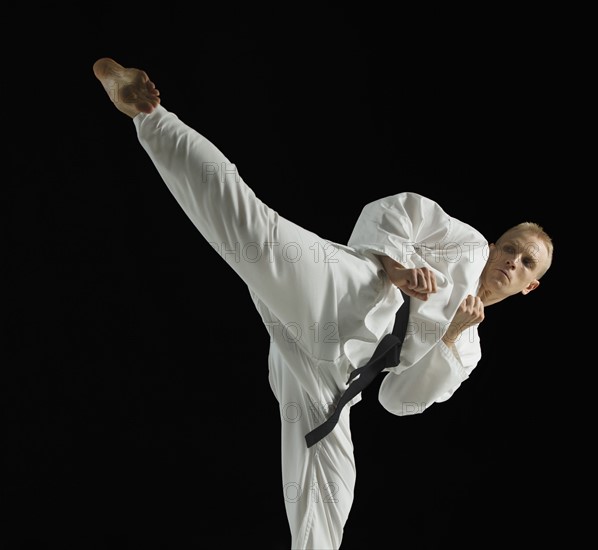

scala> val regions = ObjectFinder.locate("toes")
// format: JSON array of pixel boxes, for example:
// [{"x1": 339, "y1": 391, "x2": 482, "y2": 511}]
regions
[
  {"x1": 146, "y1": 81, "x2": 159, "y2": 96},
  {"x1": 138, "y1": 99, "x2": 159, "y2": 114}
]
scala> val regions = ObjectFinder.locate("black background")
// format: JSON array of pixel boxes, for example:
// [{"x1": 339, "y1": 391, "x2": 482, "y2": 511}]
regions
[{"x1": 3, "y1": 7, "x2": 586, "y2": 549}]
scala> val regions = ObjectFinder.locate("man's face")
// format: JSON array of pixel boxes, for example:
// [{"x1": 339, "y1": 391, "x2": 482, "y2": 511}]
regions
[{"x1": 481, "y1": 231, "x2": 550, "y2": 299}]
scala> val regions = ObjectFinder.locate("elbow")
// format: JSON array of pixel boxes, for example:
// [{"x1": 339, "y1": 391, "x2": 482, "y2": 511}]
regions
[
  {"x1": 382, "y1": 401, "x2": 428, "y2": 416},
  {"x1": 379, "y1": 386, "x2": 428, "y2": 417}
]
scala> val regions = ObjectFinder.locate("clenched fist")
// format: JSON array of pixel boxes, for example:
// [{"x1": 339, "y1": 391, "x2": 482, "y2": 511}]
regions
[
  {"x1": 377, "y1": 255, "x2": 438, "y2": 301},
  {"x1": 442, "y1": 295, "x2": 485, "y2": 345}
]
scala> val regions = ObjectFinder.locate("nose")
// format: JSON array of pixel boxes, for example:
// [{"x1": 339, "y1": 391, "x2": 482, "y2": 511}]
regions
[{"x1": 506, "y1": 256, "x2": 520, "y2": 269}]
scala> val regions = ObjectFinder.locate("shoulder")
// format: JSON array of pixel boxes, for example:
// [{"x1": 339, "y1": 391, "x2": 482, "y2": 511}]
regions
[
  {"x1": 445, "y1": 215, "x2": 488, "y2": 249},
  {"x1": 360, "y1": 191, "x2": 448, "y2": 222},
  {"x1": 376, "y1": 191, "x2": 442, "y2": 209}
]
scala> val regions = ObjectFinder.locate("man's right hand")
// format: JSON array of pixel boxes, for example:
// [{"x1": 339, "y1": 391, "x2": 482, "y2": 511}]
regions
[{"x1": 377, "y1": 255, "x2": 438, "y2": 301}]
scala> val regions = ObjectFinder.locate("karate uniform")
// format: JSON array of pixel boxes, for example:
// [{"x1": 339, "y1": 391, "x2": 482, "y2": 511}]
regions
[{"x1": 133, "y1": 106, "x2": 489, "y2": 549}]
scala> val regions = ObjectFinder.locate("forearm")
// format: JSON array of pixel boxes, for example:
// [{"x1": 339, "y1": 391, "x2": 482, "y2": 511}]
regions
[
  {"x1": 379, "y1": 342, "x2": 470, "y2": 416},
  {"x1": 376, "y1": 254, "x2": 405, "y2": 275},
  {"x1": 380, "y1": 324, "x2": 481, "y2": 415}
]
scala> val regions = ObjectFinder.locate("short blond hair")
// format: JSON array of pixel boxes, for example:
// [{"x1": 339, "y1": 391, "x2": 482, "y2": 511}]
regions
[{"x1": 497, "y1": 222, "x2": 553, "y2": 279}]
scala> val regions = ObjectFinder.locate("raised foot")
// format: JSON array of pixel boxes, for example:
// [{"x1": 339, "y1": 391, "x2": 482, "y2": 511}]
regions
[{"x1": 93, "y1": 57, "x2": 160, "y2": 118}]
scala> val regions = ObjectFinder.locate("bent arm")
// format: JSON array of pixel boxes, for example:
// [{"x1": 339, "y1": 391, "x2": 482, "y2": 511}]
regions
[
  {"x1": 378, "y1": 326, "x2": 481, "y2": 416},
  {"x1": 347, "y1": 192, "x2": 453, "y2": 268}
]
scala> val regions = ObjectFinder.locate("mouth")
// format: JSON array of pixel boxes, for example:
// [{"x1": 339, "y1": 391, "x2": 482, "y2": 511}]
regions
[{"x1": 498, "y1": 269, "x2": 510, "y2": 281}]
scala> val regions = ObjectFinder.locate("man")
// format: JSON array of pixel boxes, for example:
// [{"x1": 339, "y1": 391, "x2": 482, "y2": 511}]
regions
[{"x1": 93, "y1": 58, "x2": 553, "y2": 550}]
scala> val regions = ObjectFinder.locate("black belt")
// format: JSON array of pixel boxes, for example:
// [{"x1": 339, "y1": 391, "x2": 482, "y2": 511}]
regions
[{"x1": 305, "y1": 293, "x2": 410, "y2": 448}]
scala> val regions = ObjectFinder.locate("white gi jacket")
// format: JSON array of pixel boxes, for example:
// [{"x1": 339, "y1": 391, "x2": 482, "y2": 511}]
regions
[{"x1": 346, "y1": 192, "x2": 488, "y2": 415}]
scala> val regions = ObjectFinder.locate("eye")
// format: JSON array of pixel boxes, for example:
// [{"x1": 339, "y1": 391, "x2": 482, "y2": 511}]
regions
[
  {"x1": 503, "y1": 245, "x2": 515, "y2": 254},
  {"x1": 523, "y1": 257, "x2": 535, "y2": 268}
]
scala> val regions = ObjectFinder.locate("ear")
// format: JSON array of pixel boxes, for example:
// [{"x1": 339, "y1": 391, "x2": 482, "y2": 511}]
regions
[{"x1": 521, "y1": 279, "x2": 540, "y2": 295}]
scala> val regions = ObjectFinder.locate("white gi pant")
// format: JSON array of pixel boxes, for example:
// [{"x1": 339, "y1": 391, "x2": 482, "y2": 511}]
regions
[{"x1": 134, "y1": 106, "x2": 391, "y2": 549}]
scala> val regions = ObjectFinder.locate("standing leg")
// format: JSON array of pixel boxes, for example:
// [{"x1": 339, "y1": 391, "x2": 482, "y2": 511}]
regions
[{"x1": 268, "y1": 344, "x2": 357, "y2": 550}]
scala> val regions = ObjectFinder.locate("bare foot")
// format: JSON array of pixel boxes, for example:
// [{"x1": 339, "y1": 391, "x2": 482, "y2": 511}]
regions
[{"x1": 93, "y1": 58, "x2": 160, "y2": 118}]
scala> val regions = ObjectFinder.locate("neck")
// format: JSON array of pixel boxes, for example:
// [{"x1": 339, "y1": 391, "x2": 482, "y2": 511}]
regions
[{"x1": 476, "y1": 284, "x2": 503, "y2": 307}]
